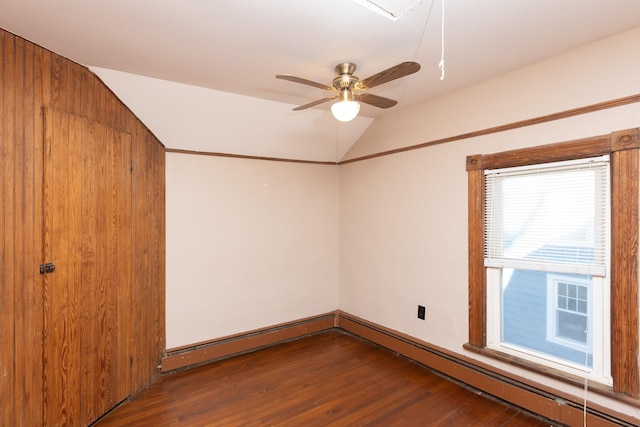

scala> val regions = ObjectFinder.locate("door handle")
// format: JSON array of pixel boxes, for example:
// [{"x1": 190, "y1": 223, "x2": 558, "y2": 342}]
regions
[{"x1": 39, "y1": 262, "x2": 56, "y2": 274}]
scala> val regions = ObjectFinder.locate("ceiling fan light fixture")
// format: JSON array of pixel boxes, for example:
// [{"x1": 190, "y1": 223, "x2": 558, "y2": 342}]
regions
[
  {"x1": 277, "y1": 61, "x2": 420, "y2": 119},
  {"x1": 331, "y1": 89, "x2": 360, "y2": 122},
  {"x1": 331, "y1": 100, "x2": 360, "y2": 122}
]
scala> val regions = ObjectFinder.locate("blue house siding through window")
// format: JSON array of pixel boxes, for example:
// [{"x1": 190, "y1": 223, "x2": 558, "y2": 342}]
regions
[{"x1": 502, "y1": 268, "x2": 593, "y2": 367}]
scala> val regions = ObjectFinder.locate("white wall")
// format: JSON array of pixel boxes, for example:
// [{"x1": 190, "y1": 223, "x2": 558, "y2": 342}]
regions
[
  {"x1": 340, "y1": 26, "x2": 640, "y2": 419},
  {"x1": 164, "y1": 25, "x2": 640, "y2": 419},
  {"x1": 90, "y1": 67, "x2": 373, "y2": 163},
  {"x1": 166, "y1": 153, "x2": 339, "y2": 349},
  {"x1": 343, "y1": 27, "x2": 640, "y2": 161}
]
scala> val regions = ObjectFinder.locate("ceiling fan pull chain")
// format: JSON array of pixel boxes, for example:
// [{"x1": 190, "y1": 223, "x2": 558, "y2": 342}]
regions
[{"x1": 439, "y1": 0, "x2": 446, "y2": 80}]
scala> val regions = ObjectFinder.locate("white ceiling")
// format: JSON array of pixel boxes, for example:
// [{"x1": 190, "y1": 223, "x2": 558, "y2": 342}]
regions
[{"x1": 2, "y1": 0, "x2": 640, "y2": 161}]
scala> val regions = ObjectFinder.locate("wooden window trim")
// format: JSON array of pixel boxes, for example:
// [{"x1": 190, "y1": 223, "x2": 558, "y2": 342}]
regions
[{"x1": 466, "y1": 128, "x2": 640, "y2": 398}]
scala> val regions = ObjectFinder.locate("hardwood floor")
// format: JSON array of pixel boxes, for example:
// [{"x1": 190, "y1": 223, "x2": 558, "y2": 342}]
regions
[{"x1": 93, "y1": 331, "x2": 558, "y2": 426}]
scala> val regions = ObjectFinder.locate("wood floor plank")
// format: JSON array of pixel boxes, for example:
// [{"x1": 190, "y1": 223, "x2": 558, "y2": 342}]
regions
[{"x1": 94, "y1": 331, "x2": 558, "y2": 426}]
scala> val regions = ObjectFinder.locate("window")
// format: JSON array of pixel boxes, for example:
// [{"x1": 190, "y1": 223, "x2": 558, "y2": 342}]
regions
[
  {"x1": 547, "y1": 275, "x2": 591, "y2": 352},
  {"x1": 484, "y1": 156, "x2": 611, "y2": 384},
  {"x1": 466, "y1": 129, "x2": 640, "y2": 398}
]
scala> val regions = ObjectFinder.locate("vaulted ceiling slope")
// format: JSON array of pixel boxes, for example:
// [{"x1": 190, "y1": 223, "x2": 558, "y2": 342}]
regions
[{"x1": 2, "y1": 0, "x2": 640, "y2": 162}]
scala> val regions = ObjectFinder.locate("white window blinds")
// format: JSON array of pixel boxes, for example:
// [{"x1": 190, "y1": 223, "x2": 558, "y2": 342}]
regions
[{"x1": 484, "y1": 155, "x2": 609, "y2": 276}]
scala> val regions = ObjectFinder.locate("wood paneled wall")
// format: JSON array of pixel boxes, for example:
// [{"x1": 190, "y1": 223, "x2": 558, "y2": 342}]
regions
[{"x1": 0, "y1": 28, "x2": 165, "y2": 426}]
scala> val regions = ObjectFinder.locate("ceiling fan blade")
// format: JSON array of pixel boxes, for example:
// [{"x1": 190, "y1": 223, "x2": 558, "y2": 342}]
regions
[
  {"x1": 357, "y1": 93, "x2": 398, "y2": 109},
  {"x1": 360, "y1": 61, "x2": 421, "y2": 89},
  {"x1": 276, "y1": 74, "x2": 334, "y2": 91},
  {"x1": 293, "y1": 97, "x2": 336, "y2": 111}
]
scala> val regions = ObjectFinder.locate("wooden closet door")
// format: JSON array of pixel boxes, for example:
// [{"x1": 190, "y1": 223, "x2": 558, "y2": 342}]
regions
[{"x1": 42, "y1": 108, "x2": 133, "y2": 426}]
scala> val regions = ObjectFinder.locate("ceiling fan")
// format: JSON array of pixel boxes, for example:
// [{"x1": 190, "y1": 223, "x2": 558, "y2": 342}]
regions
[{"x1": 276, "y1": 61, "x2": 421, "y2": 122}]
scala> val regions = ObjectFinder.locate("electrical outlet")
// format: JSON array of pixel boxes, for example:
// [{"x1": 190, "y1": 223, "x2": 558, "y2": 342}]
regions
[{"x1": 417, "y1": 305, "x2": 426, "y2": 320}]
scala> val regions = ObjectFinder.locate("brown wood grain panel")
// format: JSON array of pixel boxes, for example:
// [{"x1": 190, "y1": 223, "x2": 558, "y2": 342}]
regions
[
  {"x1": 33, "y1": 82, "x2": 51, "y2": 421},
  {"x1": 94, "y1": 75, "x2": 106, "y2": 124},
  {"x1": 105, "y1": 122, "x2": 117, "y2": 419},
  {"x1": 101, "y1": 122, "x2": 114, "y2": 416},
  {"x1": 111, "y1": 124, "x2": 122, "y2": 408},
  {"x1": 40, "y1": 107, "x2": 163, "y2": 426},
  {"x1": 610, "y1": 147, "x2": 640, "y2": 398},
  {"x1": 153, "y1": 133, "x2": 165, "y2": 382},
  {"x1": 80, "y1": 68, "x2": 95, "y2": 119},
  {"x1": 36, "y1": 45, "x2": 52, "y2": 112},
  {"x1": 67, "y1": 61, "x2": 83, "y2": 115},
  {"x1": 104, "y1": 123, "x2": 120, "y2": 410},
  {"x1": 106, "y1": 84, "x2": 119, "y2": 130},
  {"x1": 147, "y1": 130, "x2": 162, "y2": 386},
  {"x1": 0, "y1": 29, "x2": 14, "y2": 426},
  {"x1": 43, "y1": 110, "x2": 139, "y2": 426},
  {"x1": 467, "y1": 167, "x2": 485, "y2": 347},
  {"x1": 92, "y1": 119, "x2": 111, "y2": 422},
  {"x1": 51, "y1": 54, "x2": 67, "y2": 112},
  {"x1": 129, "y1": 125, "x2": 165, "y2": 393},
  {"x1": 78, "y1": 115, "x2": 97, "y2": 425},
  {"x1": 118, "y1": 98, "x2": 132, "y2": 132},
  {"x1": 2, "y1": 28, "x2": 165, "y2": 426},
  {"x1": 43, "y1": 108, "x2": 75, "y2": 426},
  {"x1": 13, "y1": 34, "x2": 28, "y2": 426},
  {"x1": 140, "y1": 133, "x2": 156, "y2": 386},
  {"x1": 130, "y1": 124, "x2": 146, "y2": 393},
  {"x1": 40, "y1": 107, "x2": 52, "y2": 427},
  {"x1": 130, "y1": 124, "x2": 145, "y2": 392},
  {"x1": 31, "y1": 46, "x2": 46, "y2": 427},
  {"x1": 0, "y1": 63, "x2": 4, "y2": 427},
  {"x1": 59, "y1": 109, "x2": 76, "y2": 426},
  {"x1": 138, "y1": 130, "x2": 153, "y2": 387},
  {"x1": 115, "y1": 130, "x2": 133, "y2": 403},
  {"x1": 153, "y1": 134, "x2": 166, "y2": 378},
  {"x1": 22, "y1": 38, "x2": 43, "y2": 427},
  {"x1": 66, "y1": 112, "x2": 83, "y2": 425}
]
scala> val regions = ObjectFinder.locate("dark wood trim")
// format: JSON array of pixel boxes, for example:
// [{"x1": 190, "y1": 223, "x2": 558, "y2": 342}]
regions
[
  {"x1": 161, "y1": 312, "x2": 337, "y2": 372},
  {"x1": 463, "y1": 343, "x2": 618, "y2": 397},
  {"x1": 340, "y1": 94, "x2": 640, "y2": 165},
  {"x1": 466, "y1": 128, "x2": 640, "y2": 400},
  {"x1": 160, "y1": 310, "x2": 638, "y2": 424},
  {"x1": 166, "y1": 95, "x2": 640, "y2": 168},
  {"x1": 465, "y1": 154, "x2": 483, "y2": 171},
  {"x1": 477, "y1": 134, "x2": 612, "y2": 170},
  {"x1": 610, "y1": 147, "x2": 640, "y2": 397},
  {"x1": 611, "y1": 128, "x2": 640, "y2": 152},
  {"x1": 165, "y1": 147, "x2": 338, "y2": 166},
  {"x1": 336, "y1": 311, "x2": 639, "y2": 427},
  {"x1": 467, "y1": 167, "x2": 485, "y2": 347}
]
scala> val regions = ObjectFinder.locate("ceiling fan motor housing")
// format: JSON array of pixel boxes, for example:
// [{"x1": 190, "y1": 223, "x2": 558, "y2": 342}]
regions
[
  {"x1": 277, "y1": 60, "x2": 420, "y2": 112},
  {"x1": 332, "y1": 62, "x2": 360, "y2": 90}
]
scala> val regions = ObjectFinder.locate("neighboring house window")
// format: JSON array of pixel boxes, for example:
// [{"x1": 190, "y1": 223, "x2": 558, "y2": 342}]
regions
[
  {"x1": 466, "y1": 129, "x2": 640, "y2": 398},
  {"x1": 484, "y1": 156, "x2": 611, "y2": 384},
  {"x1": 547, "y1": 274, "x2": 591, "y2": 352}
]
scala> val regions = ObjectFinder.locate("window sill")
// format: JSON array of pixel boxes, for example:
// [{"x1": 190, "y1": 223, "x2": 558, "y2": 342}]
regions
[{"x1": 462, "y1": 342, "x2": 628, "y2": 403}]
